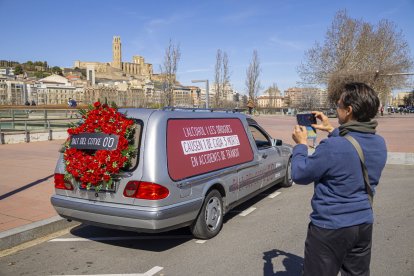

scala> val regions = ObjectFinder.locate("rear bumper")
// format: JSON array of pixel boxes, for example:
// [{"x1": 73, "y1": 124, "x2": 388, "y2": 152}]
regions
[{"x1": 51, "y1": 195, "x2": 203, "y2": 232}]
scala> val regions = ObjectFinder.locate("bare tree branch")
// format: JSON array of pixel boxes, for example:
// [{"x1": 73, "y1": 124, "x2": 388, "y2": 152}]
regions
[
  {"x1": 298, "y1": 10, "x2": 413, "y2": 105},
  {"x1": 245, "y1": 50, "x2": 261, "y2": 101},
  {"x1": 213, "y1": 49, "x2": 231, "y2": 107},
  {"x1": 214, "y1": 49, "x2": 222, "y2": 107},
  {"x1": 160, "y1": 39, "x2": 181, "y2": 106}
]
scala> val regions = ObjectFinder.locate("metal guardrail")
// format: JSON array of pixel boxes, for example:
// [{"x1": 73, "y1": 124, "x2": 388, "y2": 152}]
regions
[{"x1": 0, "y1": 108, "x2": 79, "y2": 144}]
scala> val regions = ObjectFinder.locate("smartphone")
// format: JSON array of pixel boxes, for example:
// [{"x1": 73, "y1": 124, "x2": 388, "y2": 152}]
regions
[{"x1": 296, "y1": 113, "x2": 317, "y2": 126}]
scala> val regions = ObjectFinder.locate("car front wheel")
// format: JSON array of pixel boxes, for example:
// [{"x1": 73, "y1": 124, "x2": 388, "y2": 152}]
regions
[{"x1": 280, "y1": 158, "x2": 293, "y2": 188}]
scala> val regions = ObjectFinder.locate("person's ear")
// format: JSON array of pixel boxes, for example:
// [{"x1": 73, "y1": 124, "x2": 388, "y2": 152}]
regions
[{"x1": 346, "y1": 105, "x2": 353, "y2": 116}]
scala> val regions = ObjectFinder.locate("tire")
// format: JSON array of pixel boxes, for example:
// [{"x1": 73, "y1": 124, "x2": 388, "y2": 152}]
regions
[
  {"x1": 280, "y1": 158, "x2": 293, "y2": 188},
  {"x1": 190, "y1": 189, "x2": 224, "y2": 239}
]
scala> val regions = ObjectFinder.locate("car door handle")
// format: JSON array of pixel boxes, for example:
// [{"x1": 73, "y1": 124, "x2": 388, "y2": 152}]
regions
[{"x1": 262, "y1": 153, "x2": 268, "y2": 159}]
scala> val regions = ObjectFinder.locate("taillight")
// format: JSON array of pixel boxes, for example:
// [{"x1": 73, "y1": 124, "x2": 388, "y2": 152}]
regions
[
  {"x1": 123, "y1": 181, "x2": 169, "y2": 200},
  {"x1": 54, "y1": 173, "x2": 74, "y2": 190},
  {"x1": 124, "y1": 181, "x2": 139, "y2": 197}
]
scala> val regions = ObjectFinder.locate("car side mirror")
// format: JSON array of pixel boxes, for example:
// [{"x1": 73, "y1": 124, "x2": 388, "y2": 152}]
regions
[{"x1": 272, "y1": 139, "x2": 283, "y2": 146}]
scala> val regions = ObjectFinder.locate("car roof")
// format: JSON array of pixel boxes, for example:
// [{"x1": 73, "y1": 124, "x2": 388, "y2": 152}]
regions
[{"x1": 119, "y1": 108, "x2": 249, "y2": 120}]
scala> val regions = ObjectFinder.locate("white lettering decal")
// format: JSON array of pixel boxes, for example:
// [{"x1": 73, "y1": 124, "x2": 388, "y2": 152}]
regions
[
  {"x1": 182, "y1": 127, "x2": 207, "y2": 138},
  {"x1": 102, "y1": 137, "x2": 115, "y2": 148},
  {"x1": 87, "y1": 137, "x2": 102, "y2": 146},
  {"x1": 180, "y1": 135, "x2": 240, "y2": 155}
]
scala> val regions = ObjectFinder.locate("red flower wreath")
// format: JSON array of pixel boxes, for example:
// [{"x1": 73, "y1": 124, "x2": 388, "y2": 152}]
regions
[{"x1": 63, "y1": 101, "x2": 136, "y2": 190}]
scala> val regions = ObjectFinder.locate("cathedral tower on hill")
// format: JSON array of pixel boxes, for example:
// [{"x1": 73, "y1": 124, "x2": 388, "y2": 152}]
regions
[
  {"x1": 112, "y1": 36, "x2": 122, "y2": 70},
  {"x1": 74, "y1": 36, "x2": 153, "y2": 80}
]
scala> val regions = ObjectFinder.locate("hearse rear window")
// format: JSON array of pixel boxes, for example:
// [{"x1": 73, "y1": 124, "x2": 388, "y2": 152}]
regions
[
  {"x1": 125, "y1": 120, "x2": 143, "y2": 171},
  {"x1": 167, "y1": 118, "x2": 254, "y2": 181}
]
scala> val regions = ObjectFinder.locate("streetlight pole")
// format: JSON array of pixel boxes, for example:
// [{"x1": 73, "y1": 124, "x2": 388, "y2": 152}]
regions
[{"x1": 192, "y1": 79, "x2": 209, "y2": 108}]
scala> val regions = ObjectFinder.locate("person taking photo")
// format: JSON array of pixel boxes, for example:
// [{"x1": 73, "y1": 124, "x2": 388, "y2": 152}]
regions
[{"x1": 291, "y1": 82, "x2": 387, "y2": 276}]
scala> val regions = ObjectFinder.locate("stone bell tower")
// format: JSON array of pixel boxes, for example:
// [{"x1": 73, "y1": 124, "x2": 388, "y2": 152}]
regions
[{"x1": 112, "y1": 36, "x2": 122, "y2": 69}]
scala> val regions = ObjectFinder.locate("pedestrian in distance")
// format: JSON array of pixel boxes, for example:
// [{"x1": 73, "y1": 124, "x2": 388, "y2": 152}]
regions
[
  {"x1": 291, "y1": 82, "x2": 387, "y2": 276},
  {"x1": 68, "y1": 98, "x2": 77, "y2": 108},
  {"x1": 68, "y1": 98, "x2": 77, "y2": 118}
]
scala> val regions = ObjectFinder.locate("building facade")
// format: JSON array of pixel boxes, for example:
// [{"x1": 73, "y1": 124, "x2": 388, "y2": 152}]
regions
[
  {"x1": 35, "y1": 75, "x2": 80, "y2": 105},
  {"x1": 257, "y1": 86, "x2": 285, "y2": 108},
  {"x1": 284, "y1": 87, "x2": 328, "y2": 109},
  {"x1": 392, "y1": 91, "x2": 413, "y2": 106},
  {"x1": 0, "y1": 78, "x2": 27, "y2": 105},
  {"x1": 257, "y1": 95, "x2": 285, "y2": 108}
]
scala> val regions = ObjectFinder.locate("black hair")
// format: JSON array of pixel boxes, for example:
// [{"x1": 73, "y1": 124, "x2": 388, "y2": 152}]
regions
[{"x1": 340, "y1": 82, "x2": 379, "y2": 122}]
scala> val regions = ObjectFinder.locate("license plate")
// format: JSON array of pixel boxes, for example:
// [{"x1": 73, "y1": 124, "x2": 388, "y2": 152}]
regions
[{"x1": 79, "y1": 181, "x2": 118, "y2": 192}]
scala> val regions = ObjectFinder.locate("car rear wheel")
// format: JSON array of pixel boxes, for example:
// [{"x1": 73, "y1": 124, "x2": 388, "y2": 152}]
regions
[
  {"x1": 190, "y1": 189, "x2": 223, "y2": 239},
  {"x1": 280, "y1": 158, "x2": 293, "y2": 188}
]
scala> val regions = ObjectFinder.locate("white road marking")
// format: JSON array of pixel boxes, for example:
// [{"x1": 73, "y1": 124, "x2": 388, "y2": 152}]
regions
[
  {"x1": 239, "y1": 207, "x2": 256, "y2": 217},
  {"x1": 50, "y1": 266, "x2": 164, "y2": 276},
  {"x1": 144, "y1": 266, "x2": 164, "y2": 276},
  {"x1": 49, "y1": 235, "x2": 192, "y2": 242},
  {"x1": 0, "y1": 228, "x2": 72, "y2": 258},
  {"x1": 195, "y1": 240, "x2": 207, "y2": 244},
  {"x1": 268, "y1": 191, "x2": 282, "y2": 198}
]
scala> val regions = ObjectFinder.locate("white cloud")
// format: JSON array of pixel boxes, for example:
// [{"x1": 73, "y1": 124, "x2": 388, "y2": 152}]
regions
[
  {"x1": 181, "y1": 68, "x2": 211, "y2": 74},
  {"x1": 269, "y1": 36, "x2": 304, "y2": 51}
]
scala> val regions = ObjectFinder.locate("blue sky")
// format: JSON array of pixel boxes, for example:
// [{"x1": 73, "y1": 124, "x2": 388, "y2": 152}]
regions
[{"x1": 1, "y1": 0, "x2": 413, "y2": 95}]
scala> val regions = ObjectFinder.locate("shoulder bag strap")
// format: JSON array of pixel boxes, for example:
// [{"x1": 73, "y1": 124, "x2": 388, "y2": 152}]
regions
[{"x1": 344, "y1": 135, "x2": 374, "y2": 207}]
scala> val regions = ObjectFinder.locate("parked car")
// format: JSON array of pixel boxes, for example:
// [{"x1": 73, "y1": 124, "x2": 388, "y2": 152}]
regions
[
  {"x1": 51, "y1": 108, "x2": 293, "y2": 239},
  {"x1": 325, "y1": 108, "x2": 337, "y2": 118},
  {"x1": 387, "y1": 106, "x2": 396, "y2": 113},
  {"x1": 406, "y1": 106, "x2": 414, "y2": 113}
]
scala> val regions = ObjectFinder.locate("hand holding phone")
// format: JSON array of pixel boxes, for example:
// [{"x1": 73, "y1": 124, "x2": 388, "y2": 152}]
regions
[{"x1": 296, "y1": 113, "x2": 317, "y2": 126}]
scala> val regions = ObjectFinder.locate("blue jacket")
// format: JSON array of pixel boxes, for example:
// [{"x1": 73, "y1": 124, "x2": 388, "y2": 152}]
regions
[{"x1": 292, "y1": 128, "x2": 387, "y2": 229}]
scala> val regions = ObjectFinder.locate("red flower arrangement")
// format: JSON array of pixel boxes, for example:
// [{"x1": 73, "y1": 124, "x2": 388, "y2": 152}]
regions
[{"x1": 63, "y1": 101, "x2": 136, "y2": 191}]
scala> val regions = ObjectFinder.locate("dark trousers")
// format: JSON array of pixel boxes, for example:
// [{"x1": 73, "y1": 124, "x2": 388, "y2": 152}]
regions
[{"x1": 303, "y1": 223, "x2": 373, "y2": 276}]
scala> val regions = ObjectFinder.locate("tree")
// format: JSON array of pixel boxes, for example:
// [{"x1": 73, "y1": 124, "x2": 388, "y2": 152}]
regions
[
  {"x1": 14, "y1": 65, "x2": 24, "y2": 75},
  {"x1": 51, "y1": 66, "x2": 62, "y2": 75},
  {"x1": 214, "y1": 49, "x2": 222, "y2": 107},
  {"x1": 213, "y1": 49, "x2": 231, "y2": 107},
  {"x1": 299, "y1": 91, "x2": 320, "y2": 111},
  {"x1": 245, "y1": 50, "x2": 261, "y2": 102},
  {"x1": 233, "y1": 92, "x2": 240, "y2": 102},
  {"x1": 298, "y1": 10, "x2": 413, "y2": 105},
  {"x1": 403, "y1": 90, "x2": 414, "y2": 106},
  {"x1": 241, "y1": 94, "x2": 248, "y2": 107},
  {"x1": 222, "y1": 52, "x2": 230, "y2": 103},
  {"x1": 160, "y1": 39, "x2": 181, "y2": 107},
  {"x1": 264, "y1": 83, "x2": 281, "y2": 108},
  {"x1": 34, "y1": 71, "x2": 47, "y2": 78}
]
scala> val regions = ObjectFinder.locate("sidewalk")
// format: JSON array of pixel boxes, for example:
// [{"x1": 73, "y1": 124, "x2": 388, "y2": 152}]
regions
[{"x1": 1, "y1": 115, "x2": 413, "y2": 251}]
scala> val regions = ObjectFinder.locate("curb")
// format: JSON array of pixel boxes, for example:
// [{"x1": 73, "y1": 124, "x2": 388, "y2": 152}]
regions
[
  {"x1": 307, "y1": 149, "x2": 413, "y2": 165},
  {"x1": 0, "y1": 216, "x2": 79, "y2": 251},
  {"x1": 386, "y1": 152, "x2": 414, "y2": 165}
]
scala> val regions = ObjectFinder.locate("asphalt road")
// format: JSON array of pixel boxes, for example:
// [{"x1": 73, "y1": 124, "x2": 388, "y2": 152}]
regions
[{"x1": 0, "y1": 164, "x2": 413, "y2": 276}]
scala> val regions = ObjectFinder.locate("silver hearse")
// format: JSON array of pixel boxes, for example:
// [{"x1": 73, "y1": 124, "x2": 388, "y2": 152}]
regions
[{"x1": 51, "y1": 108, "x2": 293, "y2": 239}]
